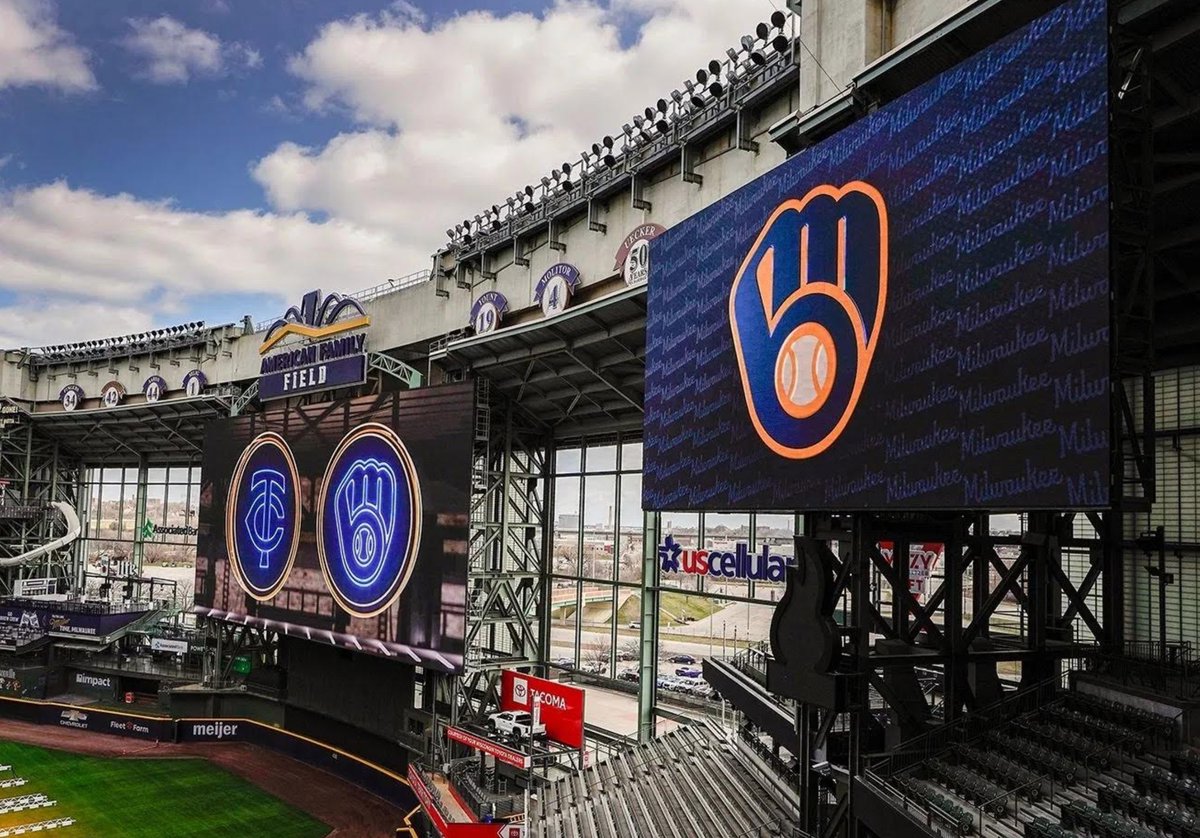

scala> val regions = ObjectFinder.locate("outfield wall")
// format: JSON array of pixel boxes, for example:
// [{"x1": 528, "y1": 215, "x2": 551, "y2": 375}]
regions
[{"x1": 0, "y1": 696, "x2": 420, "y2": 832}]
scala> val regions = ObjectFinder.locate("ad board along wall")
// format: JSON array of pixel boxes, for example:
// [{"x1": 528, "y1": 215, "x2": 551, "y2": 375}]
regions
[
  {"x1": 194, "y1": 383, "x2": 472, "y2": 673},
  {"x1": 644, "y1": 0, "x2": 1110, "y2": 512}
]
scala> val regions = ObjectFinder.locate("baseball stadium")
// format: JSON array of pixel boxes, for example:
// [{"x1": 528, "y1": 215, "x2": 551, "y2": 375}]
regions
[{"x1": 0, "y1": 0, "x2": 1197, "y2": 835}]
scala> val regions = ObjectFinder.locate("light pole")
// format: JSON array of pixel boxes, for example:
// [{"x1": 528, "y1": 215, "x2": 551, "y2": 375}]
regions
[{"x1": 722, "y1": 621, "x2": 727, "y2": 657}]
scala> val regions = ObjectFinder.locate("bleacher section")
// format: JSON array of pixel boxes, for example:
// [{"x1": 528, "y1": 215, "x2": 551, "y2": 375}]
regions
[
  {"x1": 536, "y1": 723, "x2": 798, "y2": 838},
  {"x1": 873, "y1": 685, "x2": 1200, "y2": 838}
]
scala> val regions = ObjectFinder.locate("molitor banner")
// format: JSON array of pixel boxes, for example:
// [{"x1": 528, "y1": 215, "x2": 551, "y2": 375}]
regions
[
  {"x1": 194, "y1": 384, "x2": 472, "y2": 673},
  {"x1": 499, "y1": 670, "x2": 585, "y2": 749},
  {"x1": 644, "y1": 0, "x2": 1110, "y2": 511}
]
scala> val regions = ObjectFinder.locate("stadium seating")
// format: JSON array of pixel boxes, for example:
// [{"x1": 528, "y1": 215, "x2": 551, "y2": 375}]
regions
[
  {"x1": 885, "y1": 685, "x2": 1192, "y2": 838},
  {"x1": 535, "y1": 724, "x2": 796, "y2": 838}
]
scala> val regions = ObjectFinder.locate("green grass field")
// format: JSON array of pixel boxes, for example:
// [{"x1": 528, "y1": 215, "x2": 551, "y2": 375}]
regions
[{"x1": 0, "y1": 740, "x2": 329, "y2": 837}]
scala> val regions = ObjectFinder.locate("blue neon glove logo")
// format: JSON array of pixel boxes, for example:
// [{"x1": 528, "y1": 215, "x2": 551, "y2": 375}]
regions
[
  {"x1": 226, "y1": 432, "x2": 300, "y2": 601},
  {"x1": 318, "y1": 423, "x2": 421, "y2": 617},
  {"x1": 333, "y1": 458, "x2": 397, "y2": 587},
  {"x1": 729, "y1": 182, "x2": 888, "y2": 458}
]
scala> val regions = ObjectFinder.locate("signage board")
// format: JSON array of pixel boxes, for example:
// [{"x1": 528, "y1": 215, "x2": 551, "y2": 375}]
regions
[
  {"x1": 534, "y1": 264, "x2": 581, "y2": 318},
  {"x1": 470, "y1": 291, "x2": 508, "y2": 335},
  {"x1": 195, "y1": 385, "x2": 472, "y2": 673},
  {"x1": 258, "y1": 290, "x2": 369, "y2": 401},
  {"x1": 0, "y1": 665, "x2": 46, "y2": 699},
  {"x1": 13, "y1": 578, "x2": 56, "y2": 597},
  {"x1": 59, "y1": 385, "x2": 84, "y2": 412},
  {"x1": 446, "y1": 726, "x2": 531, "y2": 770},
  {"x1": 143, "y1": 375, "x2": 167, "y2": 403},
  {"x1": 100, "y1": 380, "x2": 126, "y2": 408},
  {"x1": 615, "y1": 223, "x2": 665, "y2": 286},
  {"x1": 643, "y1": 0, "x2": 1110, "y2": 512},
  {"x1": 69, "y1": 669, "x2": 116, "y2": 700},
  {"x1": 657, "y1": 535, "x2": 789, "y2": 582},
  {"x1": 150, "y1": 637, "x2": 189, "y2": 654},
  {"x1": 499, "y1": 670, "x2": 585, "y2": 749},
  {"x1": 878, "y1": 541, "x2": 944, "y2": 598},
  {"x1": 182, "y1": 369, "x2": 207, "y2": 397}
]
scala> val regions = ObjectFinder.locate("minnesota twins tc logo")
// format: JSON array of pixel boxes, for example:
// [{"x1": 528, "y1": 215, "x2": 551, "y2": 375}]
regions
[
  {"x1": 226, "y1": 432, "x2": 300, "y2": 600},
  {"x1": 246, "y1": 469, "x2": 287, "y2": 569},
  {"x1": 729, "y1": 181, "x2": 888, "y2": 458},
  {"x1": 318, "y1": 423, "x2": 421, "y2": 617}
]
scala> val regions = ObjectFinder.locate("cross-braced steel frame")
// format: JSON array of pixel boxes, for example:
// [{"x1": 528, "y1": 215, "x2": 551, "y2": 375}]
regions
[
  {"x1": 781, "y1": 16, "x2": 1161, "y2": 837},
  {"x1": 446, "y1": 378, "x2": 548, "y2": 729},
  {"x1": 0, "y1": 419, "x2": 80, "y2": 594}
]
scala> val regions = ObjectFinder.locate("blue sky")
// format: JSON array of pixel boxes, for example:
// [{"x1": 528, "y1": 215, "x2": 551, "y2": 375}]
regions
[{"x1": 0, "y1": 0, "x2": 774, "y2": 346}]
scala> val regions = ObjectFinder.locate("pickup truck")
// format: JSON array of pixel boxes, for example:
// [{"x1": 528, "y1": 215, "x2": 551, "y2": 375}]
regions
[{"x1": 488, "y1": 710, "x2": 546, "y2": 739}]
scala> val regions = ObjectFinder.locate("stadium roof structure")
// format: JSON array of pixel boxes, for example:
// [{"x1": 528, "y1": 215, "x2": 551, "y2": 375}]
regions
[
  {"x1": 431, "y1": 284, "x2": 646, "y2": 435},
  {"x1": 18, "y1": 394, "x2": 233, "y2": 464}
]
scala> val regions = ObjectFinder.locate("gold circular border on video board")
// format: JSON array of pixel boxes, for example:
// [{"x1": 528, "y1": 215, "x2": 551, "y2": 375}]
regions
[
  {"x1": 225, "y1": 430, "x2": 302, "y2": 602},
  {"x1": 316, "y1": 422, "x2": 423, "y2": 619}
]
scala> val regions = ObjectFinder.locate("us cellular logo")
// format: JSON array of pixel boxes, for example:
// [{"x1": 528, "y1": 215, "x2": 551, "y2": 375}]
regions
[{"x1": 729, "y1": 182, "x2": 888, "y2": 458}]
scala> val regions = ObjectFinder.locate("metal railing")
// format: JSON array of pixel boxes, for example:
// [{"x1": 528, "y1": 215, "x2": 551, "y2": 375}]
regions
[
  {"x1": 867, "y1": 663, "x2": 1088, "y2": 778},
  {"x1": 949, "y1": 703, "x2": 1187, "y2": 837},
  {"x1": 252, "y1": 269, "x2": 431, "y2": 333},
  {"x1": 866, "y1": 670, "x2": 1185, "y2": 838}
]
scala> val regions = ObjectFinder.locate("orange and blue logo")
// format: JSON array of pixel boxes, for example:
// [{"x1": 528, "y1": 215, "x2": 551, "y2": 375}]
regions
[{"x1": 729, "y1": 182, "x2": 888, "y2": 458}]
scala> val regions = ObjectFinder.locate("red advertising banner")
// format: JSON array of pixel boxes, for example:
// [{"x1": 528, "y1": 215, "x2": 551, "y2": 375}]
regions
[
  {"x1": 878, "y1": 542, "x2": 944, "y2": 598},
  {"x1": 447, "y1": 725, "x2": 531, "y2": 769},
  {"x1": 500, "y1": 670, "x2": 586, "y2": 749},
  {"x1": 408, "y1": 764, "x2": 451, "y2": 835}
]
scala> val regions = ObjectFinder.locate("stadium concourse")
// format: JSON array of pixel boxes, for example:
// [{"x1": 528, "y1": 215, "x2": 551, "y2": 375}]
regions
[{"x1": 0, "y1": 0, "x2": 1197, "y2": 836}]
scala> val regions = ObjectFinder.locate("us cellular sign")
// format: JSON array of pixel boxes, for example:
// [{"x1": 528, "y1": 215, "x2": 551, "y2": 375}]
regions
[{"x1": 643, "y1": 0, "x2": 1109, "y2": 512}]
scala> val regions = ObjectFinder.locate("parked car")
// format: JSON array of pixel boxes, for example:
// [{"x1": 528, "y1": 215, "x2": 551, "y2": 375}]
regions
[
  {"x1": 628, "y1": 621, "x2": 641, "y2": 630},
  {"x1": 617, "y1": 650, "x2": 637, "y2": 661},
  {"x1": 675, "y1": 666, "x2": 702, "y2": 678},
  {"x1": 618, "y1": 668, "x2": 639, "y2": 682},
  {"x1": 580, "y1": 661, "x2": 604, "y2": 674},
  {"x1": 488, "y1": 711, "x2": 545, "y2": 739},
  {"x1": 550, "y1": 657, "x2": 576, "y2": 670},
  {"x1": 666, "y1": 654, "x2": 696, "y2": 664}
]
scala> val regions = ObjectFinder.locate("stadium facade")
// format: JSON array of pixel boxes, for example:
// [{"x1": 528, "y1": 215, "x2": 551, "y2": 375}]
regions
[{"x1": 0, "y1": 0, "x2": 1197, "y2": 835}]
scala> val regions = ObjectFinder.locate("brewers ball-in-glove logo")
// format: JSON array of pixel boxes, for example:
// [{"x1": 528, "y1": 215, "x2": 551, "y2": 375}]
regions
[
  {"x1": 226, "y1": 431, "x2": 301, "y2": 600},
  {"x1": 318, "y1": 423, "x2": 421, "y2": 617},
  {"x1": 730, "y1": 182, "x2": 888, "y2": 458}
]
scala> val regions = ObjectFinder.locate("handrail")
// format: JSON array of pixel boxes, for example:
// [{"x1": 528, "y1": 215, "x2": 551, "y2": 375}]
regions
[
  {"x1": 252, "y1": 269, "x2": 432, "y2": 333},
  {"x1": 963, "y1": 703, "x2": 1187, "y2": 834},
  {"x1": 866, "y1": 662, "x2": 1086, "y2": 777}
]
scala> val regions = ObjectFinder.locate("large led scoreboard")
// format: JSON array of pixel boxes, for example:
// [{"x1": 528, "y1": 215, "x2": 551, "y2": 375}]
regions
[
  {"x1": 644, "y1": 0, "x2": 1110, "y2": 512},
  {"x1": 194, "y1": 383, "x2": 472, "y2": 673}
]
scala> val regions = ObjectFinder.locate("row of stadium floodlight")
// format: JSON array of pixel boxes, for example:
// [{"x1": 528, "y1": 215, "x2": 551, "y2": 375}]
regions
[
  {"x1": 24, "y1": 322, "x2": 210, "y2": 366},
  {"x1": 443, "y1": 10, "x2": 795, "y2": 254}
]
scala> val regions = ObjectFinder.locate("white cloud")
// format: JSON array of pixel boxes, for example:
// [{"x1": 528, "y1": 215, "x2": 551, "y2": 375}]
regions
[
  {"x1": 253, "y1": 0, "x2": 774, "y2": 241},
  {"x1": 0, "y1": 0, "x2": 95, "y2": 92},
  {"x1": 0, "y1": 1, "x2": 783, "y2": 346},
  {"x1": 0, "y1": 181, "x2": 416, "y2": 345},
  {"x1": 122, "y1": 16, "x2": 261, "y2": 84},
  {"x1": 0, "y1": 299, "x2": 154, "y2": 348}
]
